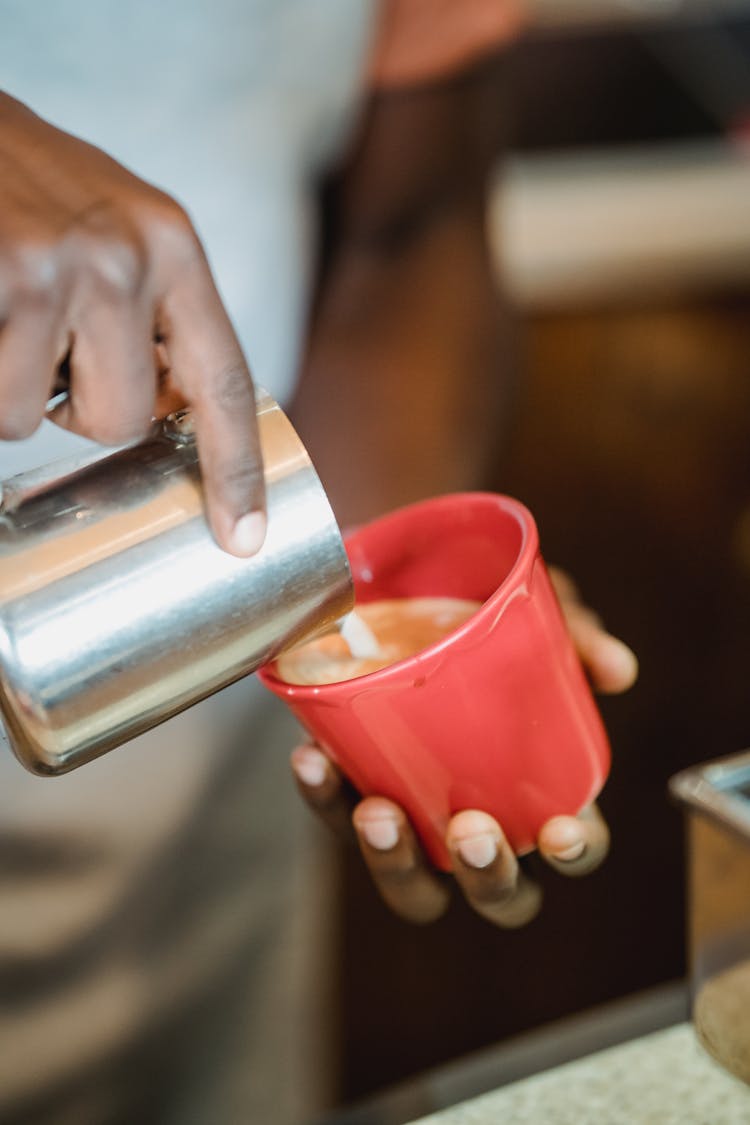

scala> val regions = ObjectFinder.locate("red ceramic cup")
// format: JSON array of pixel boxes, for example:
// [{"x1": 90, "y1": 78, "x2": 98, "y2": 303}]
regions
[{"x1": 258, "y1": 493, "x2": 610, "y2": 871}]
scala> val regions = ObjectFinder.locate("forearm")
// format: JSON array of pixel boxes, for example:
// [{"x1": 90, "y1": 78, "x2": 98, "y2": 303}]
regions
[
  {"x1": 290, "y1": 56, "x2": 512, "y2": 527},
  {"x1": 291, "y1": 195, "x2": 512, "y2": 527}
]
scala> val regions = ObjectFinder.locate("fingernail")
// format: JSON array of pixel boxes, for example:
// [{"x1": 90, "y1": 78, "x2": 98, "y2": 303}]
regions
[
  {"x1": 555, "y1": 840, "x2": 586, "y2": 862},
  {"x1": 602, "y1": 636, "x2": 639, "y2": 686},
  {"x1": 291, "y1": 747, "x2": 328, "y2": 788},
  {"x1": 456, "y1": 832, "x2": 498, "y2": 869},
  {"x1": 359, "y1": 815, "x2": 399, "y2": 852},
  {"x1": 229, "y1": 510, "x2": 266, "y2": 556}
]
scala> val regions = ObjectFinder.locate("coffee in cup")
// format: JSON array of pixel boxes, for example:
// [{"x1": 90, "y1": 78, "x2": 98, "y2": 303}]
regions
[
  {"x1": 258, "y1": 493, "x2": 611, "y2": 869},
  {"x1": 275, "y1": 597, "x2": 482, "y2": 685}
]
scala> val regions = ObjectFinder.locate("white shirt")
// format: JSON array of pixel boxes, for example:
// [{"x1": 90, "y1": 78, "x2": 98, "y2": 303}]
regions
[
  {"x1": 0, "y1": 3, "x2": 375, "y2": 1121},
  {"x1": 0, "y1": 0, "x2": 374, "y2": 475}
]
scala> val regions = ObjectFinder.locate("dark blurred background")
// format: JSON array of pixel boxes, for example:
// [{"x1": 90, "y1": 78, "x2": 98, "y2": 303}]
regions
[{"x1": 323, "y1": 1, "x2": 750, "y2": 1114}]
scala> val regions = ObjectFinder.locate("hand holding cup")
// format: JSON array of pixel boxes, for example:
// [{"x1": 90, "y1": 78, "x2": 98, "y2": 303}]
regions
[{"x1": 291, "y1": 566, "x2": 636, "y2": 928}]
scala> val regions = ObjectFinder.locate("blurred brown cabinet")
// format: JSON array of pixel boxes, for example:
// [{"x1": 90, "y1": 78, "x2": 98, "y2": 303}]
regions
[{"x1": 332, "y1": 293, "x2": 750, "y2": 1104}]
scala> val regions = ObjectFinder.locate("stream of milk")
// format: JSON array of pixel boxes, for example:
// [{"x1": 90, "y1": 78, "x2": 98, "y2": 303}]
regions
[{"x1": 338, "y1": 609, "x2": 381, "y2": 658}]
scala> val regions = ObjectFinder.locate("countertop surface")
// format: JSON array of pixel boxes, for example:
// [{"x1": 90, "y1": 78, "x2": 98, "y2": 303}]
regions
[{"x1": 409, "y1": 1023, "x2": 750, "y2": 1125}]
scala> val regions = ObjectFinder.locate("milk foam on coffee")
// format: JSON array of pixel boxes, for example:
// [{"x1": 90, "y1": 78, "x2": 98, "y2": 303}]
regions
[
  {"x1": 339, "y1": 609, "x2": 381, "y2": 659},
  {"x1": 275, "y1": 597, "x2": 481, "y2": 685}
]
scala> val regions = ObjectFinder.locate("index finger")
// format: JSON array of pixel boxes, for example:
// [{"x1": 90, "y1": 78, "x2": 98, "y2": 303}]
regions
[
  {"x1": 548, "y1": 567, "x2": 638, "y2": 695},
  {"x1": 160, "y1": 255, "x2": 265, "y2": 557}
]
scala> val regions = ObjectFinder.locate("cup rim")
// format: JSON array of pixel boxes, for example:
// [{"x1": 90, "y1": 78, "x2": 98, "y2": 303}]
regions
[{"x1": 257, "y1": 491, "x2": 538, "y2": 699}]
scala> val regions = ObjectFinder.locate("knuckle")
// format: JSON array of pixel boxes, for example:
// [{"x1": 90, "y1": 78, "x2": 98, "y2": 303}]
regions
[
  {"x1": 215, "y1": 454, "x2": 263, "y2": 498},
  {"x1": 368, "y1": 851, "x2": 420, "y2": 883},
  {"x1": 93, "y1": 419, "x2": 150, "y2": 445},
  {"x1": 211, "y1": 363, "x2": 254, "y2": 412},
  {"x1": 161, "y1": 198, "x2": 196, "y2": 239},
  {"x1": 473, "y1": 880, "x2": 518, "y2": 909},
  {"x1": 94, "y1": 238, "x2": 147, "y2": 300},
  {"x1": 0, "y1": 261, "x2": 9, "y2": 317},
  {"x1": 75, "y1": 408, "x2": 152, "y2": 446},
  {"x1": 84, "y1": 238, "x2": 147, "y2": 302},
  {"x1": 67, "y1": 205, "x2": 148, "y2": 300},
  {"x1": 0, "y1": 405, "x2": 41, "y2": 441},
  {"x1": 1, "y1": 239, "x2": 61, "y2": 307},
  {"x1": 146, "y1": 193, "x2": 203, "y2": 265},
  {"x1": 574, "y1": 606, "x2": 604, "y2": 633}
]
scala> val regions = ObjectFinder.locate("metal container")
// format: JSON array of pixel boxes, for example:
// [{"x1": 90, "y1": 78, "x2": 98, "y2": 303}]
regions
[
  {"x1": 670, "y1": 751, "x2": 750, "y2": 1085},
  {"x1": 0, "y1": 390, "x2": 353, "y2": 776}
]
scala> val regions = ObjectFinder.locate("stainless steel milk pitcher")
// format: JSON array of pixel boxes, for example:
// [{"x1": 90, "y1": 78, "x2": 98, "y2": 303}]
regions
[{"x1": 0, "y1": 390, "x2": 353, "y2": 775}]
